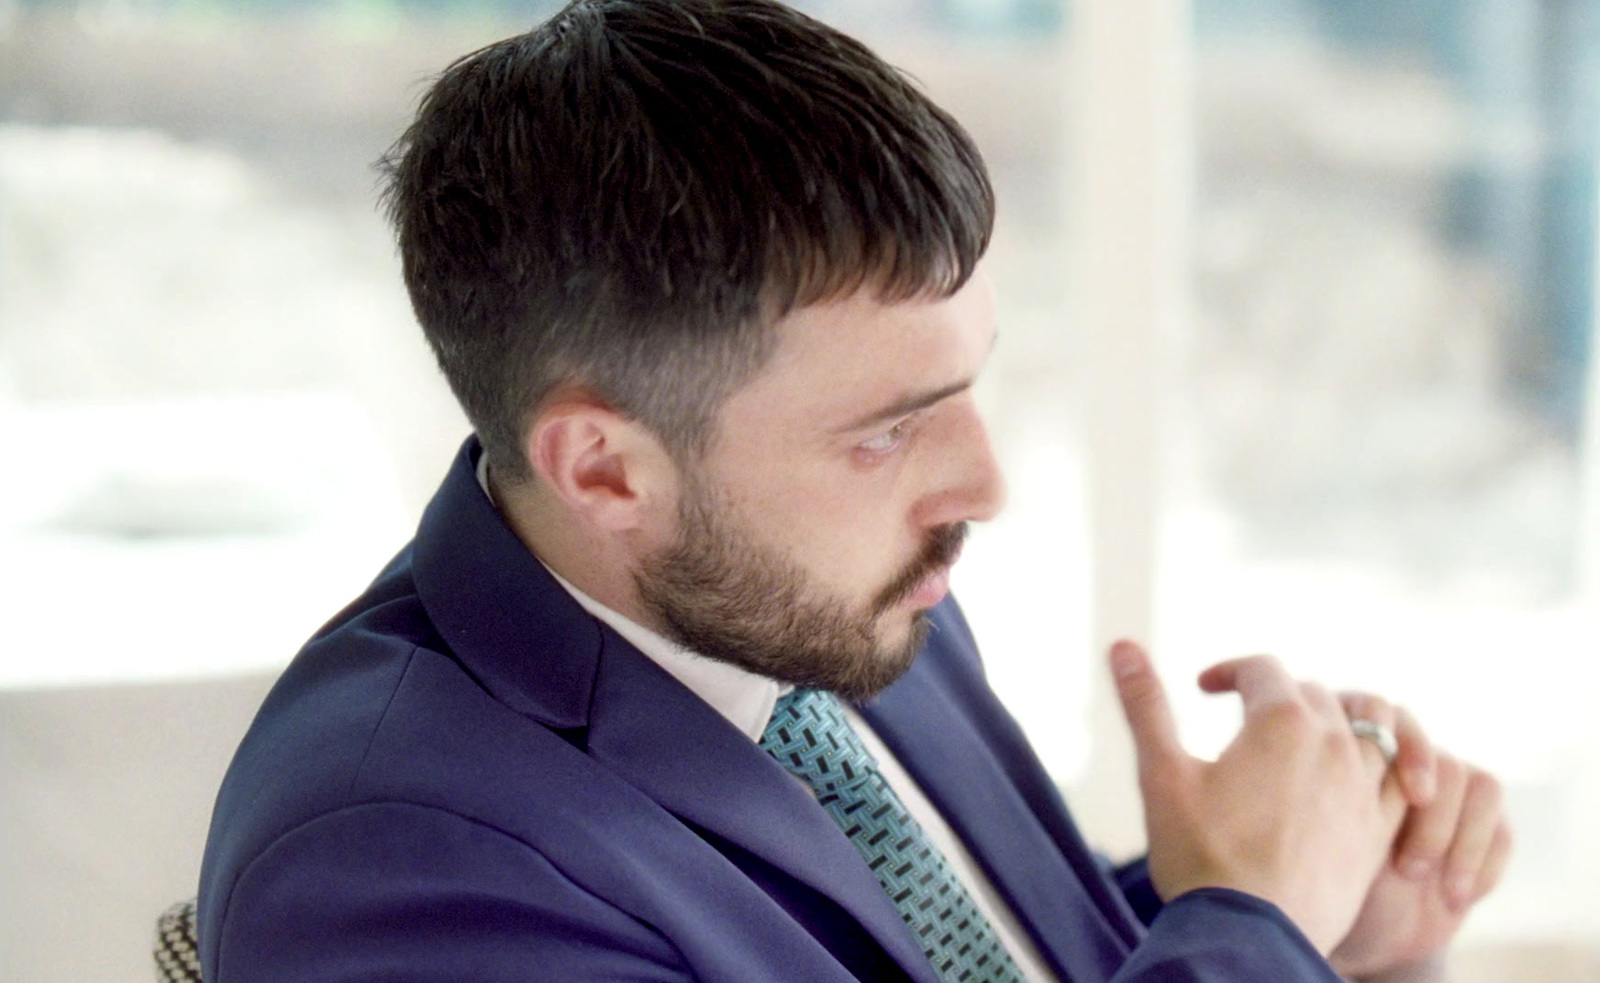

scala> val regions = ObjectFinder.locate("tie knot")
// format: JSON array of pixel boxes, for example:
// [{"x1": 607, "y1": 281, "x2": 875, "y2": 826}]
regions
[{"x1": 760, "y1": 688, "x2": 878, "y2": 792}]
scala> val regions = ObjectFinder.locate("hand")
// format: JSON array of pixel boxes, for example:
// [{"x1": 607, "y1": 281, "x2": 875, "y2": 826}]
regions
[
  {"x1": 1110, "y1": 641, "x2": 1407, "y2": 953},
  {"x1": 1330, "y1": 747, "x2": 1512, "y2": 980},
  {"x1": 1339, "y1": 691, "x2": 1438, "y2": 811}
]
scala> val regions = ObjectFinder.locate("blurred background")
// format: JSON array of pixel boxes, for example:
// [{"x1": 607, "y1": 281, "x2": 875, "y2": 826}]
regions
[{"x1": 1, "y1": 0, "x2": 1596, "y2": 979}]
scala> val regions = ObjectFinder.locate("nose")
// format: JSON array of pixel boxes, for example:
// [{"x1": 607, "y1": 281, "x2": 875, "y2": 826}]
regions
[{"x1": 913, "y1": 397, "x2": 1007, "y2": 528}]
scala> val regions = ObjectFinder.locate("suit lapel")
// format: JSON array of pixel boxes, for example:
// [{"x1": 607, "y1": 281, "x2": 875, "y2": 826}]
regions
[
  {"x1": 585, "y1": 632, "x2": 942, "y2": 983},
  {"x1": 861, "y1": 662, "x2": 1132, "y2": 983},
  {"x1": 414, "y1": 440, "x2": 1116, "y2": 982}
]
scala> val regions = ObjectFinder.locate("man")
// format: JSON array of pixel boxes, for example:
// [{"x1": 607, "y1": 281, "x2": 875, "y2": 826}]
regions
[{"x1": 198, "y1": 2, "x2": 1510, "y2": 980}]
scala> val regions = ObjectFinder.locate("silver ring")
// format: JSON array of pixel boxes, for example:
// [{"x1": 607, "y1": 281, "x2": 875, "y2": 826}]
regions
[{"x1": 1349, "y1": 718, "x2": 1398, "y2": 765}]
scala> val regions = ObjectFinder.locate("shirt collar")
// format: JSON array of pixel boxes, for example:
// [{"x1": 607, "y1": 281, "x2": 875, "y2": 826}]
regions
[{"x1": 475, "y1": 452, "x2": 785, "y2": 742}]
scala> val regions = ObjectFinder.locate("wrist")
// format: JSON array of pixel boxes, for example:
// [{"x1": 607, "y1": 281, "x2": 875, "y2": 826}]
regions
[{"x1": 1343, "y1": 950, "x2": 1449, "y2": 983}]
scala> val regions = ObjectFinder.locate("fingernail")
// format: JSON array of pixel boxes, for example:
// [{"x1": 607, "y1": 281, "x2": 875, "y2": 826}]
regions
[{"x1": 1400, "y1": 857, "x2": 1431, "y2": 880}]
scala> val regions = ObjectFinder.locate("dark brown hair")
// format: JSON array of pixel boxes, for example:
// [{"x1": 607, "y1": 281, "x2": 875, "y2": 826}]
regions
[{"x1": 380, "y1": 0, "x2": 993, "y2": 480}]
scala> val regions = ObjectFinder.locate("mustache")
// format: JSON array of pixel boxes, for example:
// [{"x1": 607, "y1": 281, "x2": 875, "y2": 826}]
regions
[{"x1": 872, "y1": 523, "x2": 968, "y2": 614}]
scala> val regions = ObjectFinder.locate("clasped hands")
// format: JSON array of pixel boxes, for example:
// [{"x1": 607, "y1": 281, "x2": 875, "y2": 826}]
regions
[{"x1": 1110, "y1": 641, "x2": 1512, "y2": 982}]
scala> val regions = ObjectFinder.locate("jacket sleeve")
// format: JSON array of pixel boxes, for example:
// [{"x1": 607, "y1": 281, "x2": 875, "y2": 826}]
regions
[
  {"x1": 1106, "y1": 854, "x2": 1347, "y2": 982},
  {"x1": 206, "y1": 801, "x2": 690, "y2": 983},
  {"x1": 1112, "y1": 887, "x2": 1348, "y2": 983},
  {"x1": 1111, "y1": 855, "x2": 1164, "y2": 925}
]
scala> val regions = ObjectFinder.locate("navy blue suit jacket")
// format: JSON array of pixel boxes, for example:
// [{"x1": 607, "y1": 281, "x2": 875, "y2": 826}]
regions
[{"x1": 199, "y1": 440, "x2": 1344, "y2": 982}]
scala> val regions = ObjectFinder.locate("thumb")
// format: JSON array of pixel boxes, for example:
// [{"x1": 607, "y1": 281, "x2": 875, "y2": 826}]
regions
[{"x1": 1110, "y1": 640, "x2": 1186, "y2": 784}]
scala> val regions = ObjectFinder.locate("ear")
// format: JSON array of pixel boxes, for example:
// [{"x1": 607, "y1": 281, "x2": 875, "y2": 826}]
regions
[{"x1": 524, "y1": 394, "x2": 677, "y2": 534}]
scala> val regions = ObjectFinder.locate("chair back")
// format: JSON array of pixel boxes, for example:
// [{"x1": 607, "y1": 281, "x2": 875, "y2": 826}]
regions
[{"x1": 155, "y1": 899, "x2": 203, "y2": 982}]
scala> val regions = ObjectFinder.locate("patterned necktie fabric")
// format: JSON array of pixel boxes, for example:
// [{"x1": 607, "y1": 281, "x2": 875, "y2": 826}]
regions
[{"x1": 760, "y1": 688, "x2": 1026, "y2": 983}]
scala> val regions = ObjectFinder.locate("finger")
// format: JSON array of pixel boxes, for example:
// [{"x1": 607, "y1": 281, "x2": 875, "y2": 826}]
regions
[
  {"x1": 1109, "y1": 641, "x2": 1187, "y2": 785},
  {"x1": 1339, "y1": 691, "x2": 1395, "y2": 732},
  {"x1": 1393, "y1": 753, "x2": 1467, "y2": 880},
  {"x1": 1391, "y1": 705, "x2": 1436, "y2": 806},
  {"x1": 1378, "y1": 765, "x2": 1410, "y2": 835},
  {"x1": 1443, "y1": 769, "x2": 1504, "y2": 909},
  {"x1": 1196, "y1": 655, "x2": 1299, "y2": 714},
  {"x1": 1339, "y1": 690, "x2": 1399, "y2": 781},
  {"x1": 1470, "y1": 822, "x2": 1513, "y2": 903}
]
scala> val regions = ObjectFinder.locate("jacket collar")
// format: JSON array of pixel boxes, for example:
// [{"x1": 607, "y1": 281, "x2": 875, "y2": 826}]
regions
[
  {"x1": 412, "y1": 438, "x2": 602, "y2": 730},
  {"x1": 411, "y1": 439, "x2": 940, "y2": 982}
]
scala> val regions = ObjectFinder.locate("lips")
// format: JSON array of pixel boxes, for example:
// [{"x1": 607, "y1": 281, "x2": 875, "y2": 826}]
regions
[
  {"x1": 874, "y1": 524, "x2": 967, "y2": 614},
  {"x1": 905, "y1": 565, "x2": 952, "y2": 609}
]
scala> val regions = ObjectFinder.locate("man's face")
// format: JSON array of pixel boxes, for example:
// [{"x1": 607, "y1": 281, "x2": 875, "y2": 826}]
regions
[{"x1": 636, "y1": 274, "x2": 1004, "y2": 699}]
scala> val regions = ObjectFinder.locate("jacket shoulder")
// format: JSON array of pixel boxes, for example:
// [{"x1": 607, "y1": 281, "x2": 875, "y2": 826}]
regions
[{"x1": 208, "y1": 800, "x2": 687, "y2": 983}]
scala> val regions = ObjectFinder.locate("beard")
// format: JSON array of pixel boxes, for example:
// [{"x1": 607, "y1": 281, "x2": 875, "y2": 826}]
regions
[{"x1": 635, "y1": 480, "x2": 967, "y2": 702}]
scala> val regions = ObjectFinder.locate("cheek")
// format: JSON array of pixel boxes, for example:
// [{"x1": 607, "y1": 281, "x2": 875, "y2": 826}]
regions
[
  {"x1": 706, "y1": 425, "x2": 926, "y2": 587},
  {"x1": 725, "y1": 474, "x2": 896, "y2": 579}
]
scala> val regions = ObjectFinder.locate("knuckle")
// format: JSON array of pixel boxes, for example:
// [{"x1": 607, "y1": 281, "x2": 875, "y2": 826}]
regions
[
  {"x1": 1349, "y1": 692, "x2": 1389, "y2": 718},
  {"x1": 1466, "y1": 770, "x2": 1503, "y2": 808},
  {"x1": 1322, "y1": 727, "x2": 1352, "y2": 758},
  {"x1": 1116, "y1": 671, "x2": 1162, "y2": 709},
  {"x1": 1299, "y1": 681, "x2": 1332, "y2": 706},
  {"x1": 1267, "y1": 700, "x2": 1318, "y2": 738}
]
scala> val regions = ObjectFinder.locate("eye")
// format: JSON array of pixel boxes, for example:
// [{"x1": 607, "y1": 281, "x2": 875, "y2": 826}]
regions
[{"x1": 857, "y1": 420, "x2": 910, "y2": 455}]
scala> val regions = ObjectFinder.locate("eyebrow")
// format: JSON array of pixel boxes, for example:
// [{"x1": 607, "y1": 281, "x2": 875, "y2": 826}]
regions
[
  {"x1": 834, "y1": 378, "x2": 976, "y2": 434},
  {"x1": 832, "y1": 327, "x2": 999, "y2": 434}
]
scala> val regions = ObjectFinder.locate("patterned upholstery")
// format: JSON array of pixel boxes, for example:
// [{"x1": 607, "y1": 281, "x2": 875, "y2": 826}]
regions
[{"x1": 155, "y1": 899, "x2": 203, "y2": 983}]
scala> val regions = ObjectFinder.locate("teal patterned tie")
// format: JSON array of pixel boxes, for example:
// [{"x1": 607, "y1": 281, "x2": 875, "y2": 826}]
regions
[{"x1": 760, "y1": 688, "x2": 1026, "y2": 983}]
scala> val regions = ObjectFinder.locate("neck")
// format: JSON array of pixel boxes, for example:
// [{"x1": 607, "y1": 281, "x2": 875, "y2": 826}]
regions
[{"x1": 489, "y1": 470, "x2": 663, "y2": 630}]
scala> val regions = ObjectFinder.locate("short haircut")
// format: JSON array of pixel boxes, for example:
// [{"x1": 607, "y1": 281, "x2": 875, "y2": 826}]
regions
[{"x1": 380, "y1": 0, "x2": 994, "y2": 482}]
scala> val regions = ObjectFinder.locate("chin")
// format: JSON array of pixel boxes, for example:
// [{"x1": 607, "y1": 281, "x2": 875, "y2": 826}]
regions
[
  {"x1": 798, "y1": 611, "x2": 924, "y2": 703},
  {"x1": 881, "y1": 610, "x2": 927, "y2": 648}
]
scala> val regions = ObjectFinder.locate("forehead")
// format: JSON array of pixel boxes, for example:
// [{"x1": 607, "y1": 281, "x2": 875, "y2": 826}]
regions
[{"x1": 716, "y1": 274, "x2": 997, "y2": 438}]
